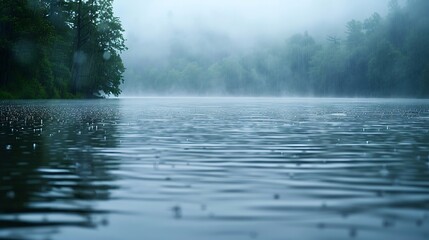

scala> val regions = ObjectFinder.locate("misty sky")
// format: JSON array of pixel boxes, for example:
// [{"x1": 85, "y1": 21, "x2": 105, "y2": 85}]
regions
[
  {"x1": 114, "y1": 0, "x2": 391, "y2": 62},
  {"x1": 114, "y1": 0, "x2": 402, "y2": 81}
]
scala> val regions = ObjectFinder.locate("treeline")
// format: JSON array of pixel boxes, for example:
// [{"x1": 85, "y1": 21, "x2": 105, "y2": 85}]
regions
[
  {"x1": 129, "y1": 0, "x2": 429, "y2": 97},
  {"x1": 0, "y1": 0, "x2": 126, "y2": 99}
]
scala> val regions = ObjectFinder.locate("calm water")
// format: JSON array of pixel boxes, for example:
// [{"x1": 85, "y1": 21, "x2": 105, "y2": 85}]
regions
[{"x1": 1, "y1": 98, "x2": 429, "y2": 240}]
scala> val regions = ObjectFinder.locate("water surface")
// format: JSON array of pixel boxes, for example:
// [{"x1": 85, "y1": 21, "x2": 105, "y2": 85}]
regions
[{"x1": 1, "y1": 98, "x2": 429, "y2": 240}]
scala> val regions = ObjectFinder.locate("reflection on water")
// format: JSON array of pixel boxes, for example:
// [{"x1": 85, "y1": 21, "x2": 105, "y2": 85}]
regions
[
  {"x1": 1, "y1": 98, "x2": 429, "y2": 240},
  {"x1": 0, "y1": 101, "x2": 120, "y2": 239}
]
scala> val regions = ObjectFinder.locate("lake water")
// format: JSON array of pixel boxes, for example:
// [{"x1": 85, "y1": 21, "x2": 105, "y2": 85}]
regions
[{"x1": 1, "y1": 98, "x2": 429, "y2": 240}]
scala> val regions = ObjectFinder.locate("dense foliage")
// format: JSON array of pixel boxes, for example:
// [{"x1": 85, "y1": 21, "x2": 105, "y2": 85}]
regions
[
  {"x1": 0, "y1": 0, "x2": 126, "y2": 99},
  {"x1": 128, "y1": 0, "x2": 429, "y2": 97}
]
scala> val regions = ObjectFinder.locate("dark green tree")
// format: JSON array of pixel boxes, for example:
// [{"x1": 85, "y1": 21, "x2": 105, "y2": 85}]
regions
[
  {"x1": 69, "y1": 0, "x2": 126, "y2": 97},
  {"x1": 0, "y1": 0, "x2": 126, "y2": 99}
]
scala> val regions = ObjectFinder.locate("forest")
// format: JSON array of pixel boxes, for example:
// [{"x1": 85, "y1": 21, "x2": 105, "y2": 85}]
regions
[
  {"x1": 1, "y1": 0, "x2": 429, "y2": 98},
  {"x1": 126, "y1": 0, "x2": 429, "y2": 97},
  {"x1": 0, "y1": 0, "x2": 126, "y2": 99}
]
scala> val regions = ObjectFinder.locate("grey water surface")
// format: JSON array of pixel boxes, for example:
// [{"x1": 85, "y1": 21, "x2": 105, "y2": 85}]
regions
[{"x1": 1, "y1": 98, "x2": 429, "y2": 240}]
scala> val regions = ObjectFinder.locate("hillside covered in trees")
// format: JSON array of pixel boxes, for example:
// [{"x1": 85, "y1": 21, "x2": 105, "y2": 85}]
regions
[
  {"x1": 125, "y1": 0, "x2": 429, "y2": 97},
  {"x1": 0, "y1": 0, "x2": 126, "y2": 99}
]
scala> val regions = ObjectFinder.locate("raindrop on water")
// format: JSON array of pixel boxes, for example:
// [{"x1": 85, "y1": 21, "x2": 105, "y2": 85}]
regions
[
  {"x1": 172, "y1": 205, "x2": 182, "y2": 219},
  {"x1": 250, "y1": 232, "x2": 259, "y2": 239},
  {"x1": 101, "y1": 218, "x2": 109, "y2": 226},
  {"x1": 382, "y1": 219, "x2": 395, "y2": 228},
  {"x1": 6, "y1": 191, "x2": 15, "y2": 199},
  {"x1": 379, "y1": 165, "x2": 389, "y2": 177},
  {"x1": 317, "y1": 222, "x2": 326, "y2": 229},
  {"x1": 349, "y1": 228, "x2": 357, "y2": 238},
  {"x1": 416, "y1": 219, "x2": 423, "y2": 227}
]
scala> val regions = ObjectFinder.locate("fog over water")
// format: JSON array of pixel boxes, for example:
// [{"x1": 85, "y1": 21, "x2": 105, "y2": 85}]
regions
[{"x1": 112, "y1": 0, "x2": 424, "y2": 97}]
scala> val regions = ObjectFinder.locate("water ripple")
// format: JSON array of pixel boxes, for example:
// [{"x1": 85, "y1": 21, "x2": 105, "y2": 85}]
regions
[{"x1": 1, "y1": 98, "x2": 429, "y2": 240}]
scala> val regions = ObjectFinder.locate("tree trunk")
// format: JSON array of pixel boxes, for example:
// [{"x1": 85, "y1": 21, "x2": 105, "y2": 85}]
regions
[{"x1": 71, "y1": 0, "x2": 83, "y2": 95}]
